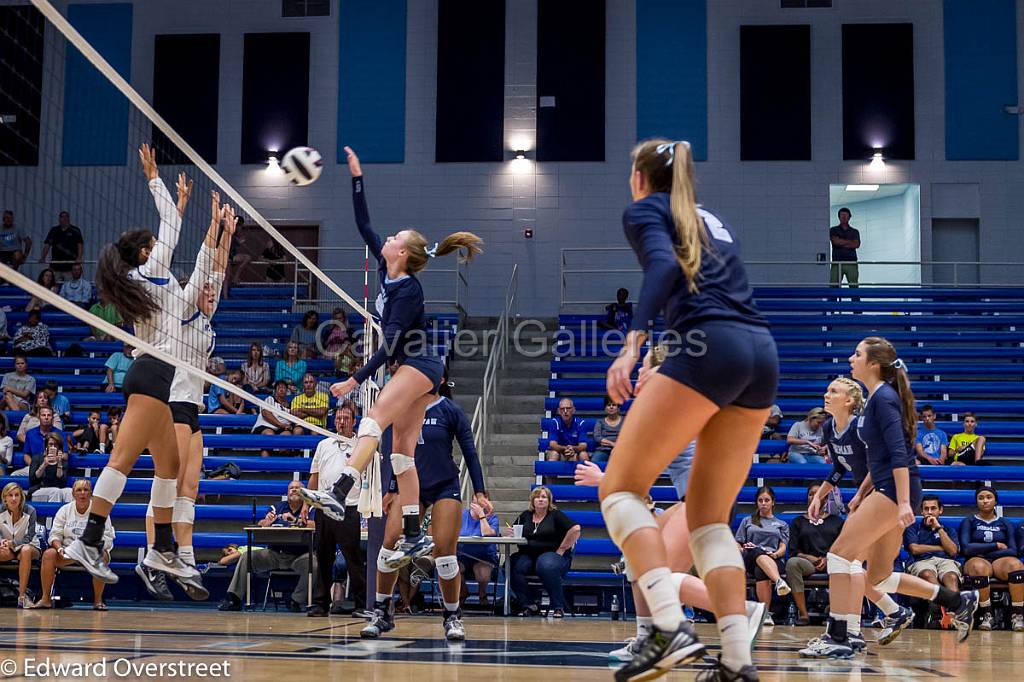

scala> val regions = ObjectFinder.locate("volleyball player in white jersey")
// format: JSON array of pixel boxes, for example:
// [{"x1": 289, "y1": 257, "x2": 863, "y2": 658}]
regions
[
  {"x1": 64, "y1": 145, "x2": 200, "y2": 585},
  {"x1": 137, "y1": 193, "x2": 236, "y2": 601}
]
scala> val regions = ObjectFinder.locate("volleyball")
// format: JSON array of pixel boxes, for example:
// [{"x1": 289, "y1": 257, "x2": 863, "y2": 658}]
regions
[{"x1": 280, "y1": 146, "x2": 323, "y2": 185}]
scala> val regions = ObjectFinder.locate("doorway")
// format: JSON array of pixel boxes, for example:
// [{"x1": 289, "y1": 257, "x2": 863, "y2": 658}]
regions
[
  {"x1": 931, "y1": 219, "x2": 980, "y2": 285},
  {"x1": 828, "y1": 184, "x2": 921, "y2": 284}
]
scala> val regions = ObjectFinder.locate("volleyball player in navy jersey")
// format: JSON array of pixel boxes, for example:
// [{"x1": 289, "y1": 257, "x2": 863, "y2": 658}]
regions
[
  {"x1": 958, "y1": 486, "x2": 1024, "y2": 631},
  {"x1": 299, "y1": 146, "x2": 482, "y2": 568},
  {"x1": 799, "y1": 337, "x2": 979, "y2": 659},
  {"x1": 64, "y1": 145, "x2": 200, "y2": 585},
  {"x1": 361, "y1": 376, "x2": 491, "y2": 641},
  {"x1": 598, "y1": 139, "x2": 778, "y2": 682}
]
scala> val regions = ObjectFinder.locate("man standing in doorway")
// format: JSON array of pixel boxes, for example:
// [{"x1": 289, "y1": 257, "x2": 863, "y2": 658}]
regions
[{"x1": 829, "y1": 207, "x2": 860, "y2": 287}]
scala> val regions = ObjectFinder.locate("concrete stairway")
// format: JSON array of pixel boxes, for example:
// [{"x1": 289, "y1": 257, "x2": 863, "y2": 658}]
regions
[{"x1": 447, "y1": 317, "x2": 556, "y2": 518}]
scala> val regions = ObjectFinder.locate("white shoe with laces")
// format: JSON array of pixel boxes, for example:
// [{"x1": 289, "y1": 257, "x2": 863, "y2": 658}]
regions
[
  {"x1": 775, "y1": 578, "x2": 791, "y2": 596},
  {"x1": 609, "y1": 636, "x2": 644, "y2": 662}
]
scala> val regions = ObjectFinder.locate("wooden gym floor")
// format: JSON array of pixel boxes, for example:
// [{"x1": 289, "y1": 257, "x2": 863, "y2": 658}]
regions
[{"x1": 1, "y1": 609, "x2": 1019, "y2": 680}]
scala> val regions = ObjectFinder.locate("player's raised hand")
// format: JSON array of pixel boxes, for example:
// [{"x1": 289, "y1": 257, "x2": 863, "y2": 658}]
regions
[
  {"x1": 138, "y1": 144, "x2": 158, "y2": 181},
  {"x1": 343, "y1": 146, "x2": 362, "y2": 177}
]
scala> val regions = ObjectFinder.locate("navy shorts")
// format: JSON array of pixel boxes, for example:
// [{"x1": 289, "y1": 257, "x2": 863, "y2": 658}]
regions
[
  {"x1": 122, "y1": 355, "x2": 174, "y2": 403},
  {"x1": 400, "y1": 355, "x2": 445, "y2": 393},
  {"x1": 873, "y1": 473, "x2": 923, "y2": 510},
  {"x1": 170, "y1": 401, "x2": 201, "y2": 434},
  {"x1": 420, "y1": 478, "x2": 462, "y2": 508},
  {"x1": 658, "y1": 320, "x2": 778, "y2": 409}
]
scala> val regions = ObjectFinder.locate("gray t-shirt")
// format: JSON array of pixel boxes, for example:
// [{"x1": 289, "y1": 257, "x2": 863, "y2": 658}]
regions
[
  {"x1": 735, "y1": 515, "x2": 790, "y2": 552},
  {"x1": 593, "y1": 417, "x2": 623, "y2": 453},
  {"x1": 2, "y1": 371, "x2": 36, "y2": 398},
  {"x1": 787, "y1": 419, "x2": 823, "y2": 457}
]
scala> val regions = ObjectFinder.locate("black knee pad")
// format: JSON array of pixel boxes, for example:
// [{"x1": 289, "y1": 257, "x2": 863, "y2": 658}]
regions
[
  {"x1": 1007, "y1": 570, "x2": 1024, "y2": 585},
  {"x1": 964, "y1": 575, "x2": 990, "y2": 590}
]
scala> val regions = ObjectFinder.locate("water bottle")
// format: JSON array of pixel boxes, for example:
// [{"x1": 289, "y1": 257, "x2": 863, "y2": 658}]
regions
[
  {"x1": 786, "y1": 602, "x2": 798, "y2": 626},
  {"x1": 611, "y1": 595, "x2": 621, "y2": 621}
]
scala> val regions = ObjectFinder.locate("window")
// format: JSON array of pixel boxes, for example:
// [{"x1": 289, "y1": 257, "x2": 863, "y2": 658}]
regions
[
  {"x1": 781, "y1": 0, "x2": 832, "y2": 7},
  {"x1": 282, "y1": 0, "x2": 330, "y2": 18}
]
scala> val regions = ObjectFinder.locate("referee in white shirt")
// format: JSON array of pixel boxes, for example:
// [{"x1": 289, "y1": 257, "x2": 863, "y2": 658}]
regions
[{"x1": 307, "y1": 402, "x2": 365, "y2": 616}]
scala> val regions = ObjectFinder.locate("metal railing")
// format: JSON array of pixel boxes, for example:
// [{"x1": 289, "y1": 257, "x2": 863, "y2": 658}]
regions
[{"x1": 560, "y1": 248, "x2": 1024, "y2": 309}]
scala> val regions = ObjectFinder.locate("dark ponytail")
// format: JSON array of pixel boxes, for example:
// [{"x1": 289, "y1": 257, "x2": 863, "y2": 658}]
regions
[
  {"x1": 863, "y1": 336, "x2": 917, "y2": 443},
  {"x1": 95, "y1": 230, "x2": 160, "y2": 326}
]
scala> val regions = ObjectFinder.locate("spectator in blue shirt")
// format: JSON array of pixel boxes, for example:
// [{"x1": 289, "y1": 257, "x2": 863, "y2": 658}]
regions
[
  {"x1": 904, "y1": 495, "x2": 960, "y2": 627},
  {"x1": 23, "y1": 407, "x2": 66, "y2": 468},
  {"x1": 545, "y1": 398, "x2": 589, "y2": 462},
  {"x1": 914, "y1": 405, "x2": 949, "y2": 465},
  {"x1": 457, "y1": 491, "x2": 499, "y2": 608},
  {"x1": 42, "y1": 381, "x2": 71, "y2": 424},
  {"x1": 103, "y1": 343, "x2": 134, "y2": 392},
  {"x1": 598, "y1": 288, "x2": 634, "y2": 333}
]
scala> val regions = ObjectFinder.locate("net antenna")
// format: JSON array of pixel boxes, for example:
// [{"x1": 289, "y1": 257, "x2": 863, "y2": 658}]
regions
[
  {"x1": 27, "y1": 0, "x2": 380, "y2": 339},
  {"x1": 0, "y1": 262, "x2": 342, "y2": 442}
]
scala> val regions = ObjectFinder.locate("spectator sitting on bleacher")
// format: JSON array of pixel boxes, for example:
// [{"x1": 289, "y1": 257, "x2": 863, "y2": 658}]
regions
[
  {"x1": 785, "y1": 407, "x2": 828, "y2": 464},
  {"x1": 253, "y1": 380, "x2": 296, "y2": 438},
  {"x1": 762, "y1": 404, "x2": 784, "y2": 440},
  {"x1": 241, "y1": 342, "x2": 271, "y2": 393},
  {"x1": 218, "y1": 480, "x2": 315, "y2": 613},
  {"x1": 959, "y1": 485, "x2": 1024, "y2": 631},
  {"x1": 735, "y1": 485, "x2": 791, "y2": 626},
  {"x1": 0, "y1": 308, "x2": 8, "y2": 352},
  {"x1": 786, "y1": 483, "x2": 844, "y2": 626},
  {"x1": 24, "y1": 269, "x2": 59, "y2": 312},
  {"x1": 103, "y1": 342, "x2": 134, "y2": 392},
  {"x1": 545, "y1": 398, "x2": 589, "y2": 462},
  {"x1": 0, "y1": 482, "x2": 41, "y2": 609},
  {"x1": 275, "y1": 341, "x2": 307, "y2": 393},
  {"x1": 0, "y1": 414, "x2": 13, "y2": 474},
  {"x1": 291, "y1": 310, "x2": 321, "y2": 359},
  {"x1": 208, "y1": 370, "x2": 249, "y2": 415},
  {"x1": 28, "y1": 432, "x2": 71, "y2": 503},
  {"x1": 915, "y1": 405, "x2": 949, "y2": 465},
  {"x1": 13, "y1": 309, "x2": 52, "y2": 357},
  {"x1": 71, "y1": 411, "x2": 103, "y2": 454},
  {"x1": 58, "y1": 262, "x2": 93, "y2": 307},
  {"x1": 30, "y1": 479, "x2": 114, "y2": 610},
  {"x1": 948, "y1": 413, "x2": 986, "y2": 465},
  {"x1": 87, "y1": 291, "x2": 123, "y2": 341},
  {"x1": 0, "y1": 209, "x2": 31, "y2": 270},
  {"x1": 99, "y1": 406, "x2": 121, "y2": 453},
  {"x1": 506, "y1": 486, "x2": 580, "y2": 618},
  {"x1": 904, "y1": 494, "x2": 960, "y2": 628},
  {"x1": 2, "y1": 352, "x2": 35, "y2": 410},
  {"x1": 21, "y1": 406, "x2": 65, "y2": 475},
  {"x1": 590, "y1": 396, "x2": 623, "y2": 464},
  {"x1": 42, "y1": 380, "x2": 71, "y2": 424},
  {"x1": 458, "y1": 490, "x2": 499, "y2": 609},
  {"x1": 597, "y1": 288, "x2": 633, "y2": 333},
  {"x1": 16, "y1": 391, "x2": 63, "y2": 445},
  {"x1": 290, "y1": 373, "x2": 328, "y2": 434}
]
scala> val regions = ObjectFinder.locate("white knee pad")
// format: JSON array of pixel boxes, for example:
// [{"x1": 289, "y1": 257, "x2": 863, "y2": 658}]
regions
[
  {"x1": 827, "y1": 552, "x2": 853, "y2": 575},
  {"x1": 92, "y1": 467, "x2": 127, "y2": 505},
  {"x1": 873, "y1": 572, "x2": 901, "y2": 594},
  {"x1": 145, "y1": 501, "x2": 154, "y2": 519},
  {"x1": 689, "y1": 523, "x2": 744, "y2": 577},
  {"x1": 601, "y1": 492, "x2": 658, "y2": 547},
  {"x1": 436, "y1": 555, "x2": 459, "y2": 581},
  {"x1": 150, "y1": 476, "x2": 177, "y2": 508},
  {"x1": 670, "y1": 572, "x2": 687, "y2": 595},
  {"x1": 622, "y1": 557, "x2": 636, "y2": 582},
  {"x1": 357, "y1": 417, "x2": 383, "y2": 439},
  {"x1": 390, "y1": 452, "x2": 416, "y2": 475},
  {"x1": 377, "y1": 548, "x2": 400, "y2": 574},
  {"x1": 172, "y1": 496, "x2": 196, "y2": 525},
  {"x1": 850, "y1": 560, "x2": 864, "y2": 575}
]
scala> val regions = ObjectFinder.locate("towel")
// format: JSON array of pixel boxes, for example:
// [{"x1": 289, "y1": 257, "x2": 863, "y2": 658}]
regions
[{"x1": 358, "y1": 450, "x2": 383, "y2": 518}]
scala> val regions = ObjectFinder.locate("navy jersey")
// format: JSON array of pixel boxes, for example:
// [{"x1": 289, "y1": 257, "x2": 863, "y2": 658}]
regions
[
  {"x1": 622, "y1": 194, "x2": 767, "y2": 332},
  {"x1": 903, "y1": 519, "x2": 958, "y2": 560},
  {"x1": 351, "y1": 176, "x2": 435, "y2": 384},
  {"x1": 857, "y1": 383, "x2": 918, "y2": 488},
  {"x1": 1017, "y1": 521, "x2": 1024, "y2": 559},
  {"x1": 958, "y1": 515, "x2": 1017, "y2": 561},
  {"x1": 414, "y1": 397, "x2": 485, "y2": 494},
  {"x1": 822, "y1": 416, "x2": 868, "y2": 487}
]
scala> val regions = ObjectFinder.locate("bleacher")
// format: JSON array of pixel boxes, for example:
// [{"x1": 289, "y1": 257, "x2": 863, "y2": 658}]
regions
[{"x1": 541, "y1": 286, "x2": 1024, "y2": 589}]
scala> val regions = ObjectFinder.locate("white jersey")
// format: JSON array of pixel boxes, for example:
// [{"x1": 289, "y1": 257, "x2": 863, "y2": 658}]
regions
[
  {"x1": 169, "y1": 244, "x2": 223, "y2": 406},
  {"x1": 49, "y1": 502, "x2": 115, "y2": 552},
  {"x1": 126, "y1": 178, "x2": 188, "y2": 360}
]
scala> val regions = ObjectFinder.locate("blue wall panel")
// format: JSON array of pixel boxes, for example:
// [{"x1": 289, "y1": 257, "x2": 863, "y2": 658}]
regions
[
  {"x1": 62, "y1": 3, "x2": 133, "y2": 166},
  {"x1": 337, "y1": 0, "x2": 406, "y2": 163},
  {"x1": 636, "y1": 0, "x2": 707, "y2": 160},
  {"x1": 944, "y1": 0, "x2": 1018, "y2": 160}
]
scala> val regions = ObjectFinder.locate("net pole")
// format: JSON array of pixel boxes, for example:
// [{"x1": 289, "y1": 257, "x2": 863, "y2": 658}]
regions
[
  {"x1": 0, "y1": 262, "x2": 341, "y2": 442},
  {"x1": 28, "y1": 0, "x2": 379, "y2": 335}
]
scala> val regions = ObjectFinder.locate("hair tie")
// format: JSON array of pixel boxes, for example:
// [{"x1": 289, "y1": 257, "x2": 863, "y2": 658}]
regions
[
  {"x1": 890, "y1": 358, "x2": 907, "y2": 371},
  {"x1": 654, "y1": 141, "x2": 689, "y2": 167},
  {"x1": 425, "y1": 242, "x2": 438, "y2": 258}
]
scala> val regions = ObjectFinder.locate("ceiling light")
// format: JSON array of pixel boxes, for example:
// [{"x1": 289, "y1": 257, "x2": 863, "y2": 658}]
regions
[{"x1": 846, "y1": 184, "x2": 879, "y2": 191}]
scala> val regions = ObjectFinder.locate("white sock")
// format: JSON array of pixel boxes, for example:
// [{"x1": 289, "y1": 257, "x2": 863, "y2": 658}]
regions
[
  {"x1": 342, "y1": 465, "x2": 360, "y2": 479},
  {"x1": 146, "y1": 544, "x2": 153, "y2": 553},
  {"x1": 875, "y1": 594, "x2": 899, "y2": 616},
  {"x1": 845, "y1": 613, "x2": 861, "y2": 635},
  {"x1": 636, "y1": 616, "x2": 654, "y2": 639},
  {"x1": 402, "y1": 505, "x2": 420, "y2": 516},
  {"x1": 718, "y1": 614, "x2": 752, "y2": 670},
  {"x1": 637, "y1": 567, "x2": 684, "y2": 631},
  {"x1": 927, "y1": 584, "x2": 940, "y2": 601},
  {"x1": 443, "y1": 600, "x2": 460, "y2": 613},
  {"x1": 178, "y1": 545, "x2": 195, "y2": 566},
  {"x1": 375, "y1": 592, "x2": 391, "y2": 603}
]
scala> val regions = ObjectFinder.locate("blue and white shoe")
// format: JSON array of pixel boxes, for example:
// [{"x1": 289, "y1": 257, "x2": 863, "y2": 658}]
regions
[
  {"x1": 953, "y1": 590, "x2": 980, "y2": 643},
  {"x1": 799, "y1": 633, "x2": 854, "y2": 659},
  {"x1": 384, "y1": 534, "x2": 435, "y2": 570},
  {"x1": 297, "y1": 487, "x2": 345, "y2": 522},
  {"x1": 65, "y1": 540, "x2": 118, "y2": 585},
  {"x1": 876, "y1": 605, "x2": 914, "y2": 646}
]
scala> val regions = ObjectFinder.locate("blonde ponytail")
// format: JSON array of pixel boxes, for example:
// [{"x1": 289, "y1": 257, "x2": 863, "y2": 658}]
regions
[{"x1": 403, "y1": 229, "x2": 483, "y2": 274}]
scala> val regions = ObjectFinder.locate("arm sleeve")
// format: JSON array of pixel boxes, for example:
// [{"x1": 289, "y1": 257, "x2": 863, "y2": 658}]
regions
[
  {"x1": 960, "y1": 518, "x2": 997, "y2": 557},
  {"x1": 143, "y1": 178, "x2": 182, "y2": 280},
  {"x1": 789, "y1": 518, "x2": 803, "y2": 553},
  {"x1": 352, "y1": 176, "x2": 383, "y2": 261},
  {"x1": 49, "y1": 505, "x2": 66, "y2": 546},
  {"x1": 735, "y1": 517, "x2": 749, "y2": 543},
  {"x1": 880, "y1": 395, "x2": 913, "y2": 469},
  {"x1": 625, "y1": 208, "x2": 682, "y2": 332},
  {"x1": 352, "y1": 288, "x2": 421, "y2": 384},
  {"x1": 1005, "y1": 520, "x2": 1019, "y2": 557},
  {"x1": 592, "y1": 420, "x2": 605, "y2": 442},
  {"x1": 778, "y1": 520, "x2": 790, "y2": 547},
  {"x1": 309, "y1": 442, "x2": 322, "y2": 474},
  {"x1": 826, "y1": 458, "x2": 846, "y2": 486},
  {"x1": 451, "y1": 401, "x2": 485, "y2": 494},
  {"x1": 554, "y1": 509, "x2": 576, "y2": 537},
  {"x1": 15, "y1": 506, "x2": 38, "y2": 547},
  {"x1": 902, "y1": 524, "x2": 916, "y2": 552}
]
